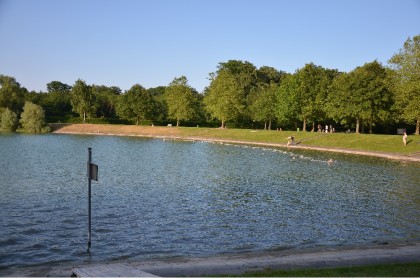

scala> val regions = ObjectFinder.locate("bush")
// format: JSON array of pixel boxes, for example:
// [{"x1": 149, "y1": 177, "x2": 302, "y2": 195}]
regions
[
  {"x1": 0, "y1": 108, "x2": 18, "y2": 132},
  {"x1": 20, "y1": 102, "x2": 50, "y2": 133}
]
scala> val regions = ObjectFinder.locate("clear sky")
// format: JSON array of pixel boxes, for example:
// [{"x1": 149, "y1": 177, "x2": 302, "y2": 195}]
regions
[{"x1": 0, "y1": 0, "x2": 419, "y2": 93}]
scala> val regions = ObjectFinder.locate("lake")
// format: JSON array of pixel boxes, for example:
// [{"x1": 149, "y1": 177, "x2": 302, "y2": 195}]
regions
[{"x1": 0, "y1": 133, "x2": 419, "y2": 269}]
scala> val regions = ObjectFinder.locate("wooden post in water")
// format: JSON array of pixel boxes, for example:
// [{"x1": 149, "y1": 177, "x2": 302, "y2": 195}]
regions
[
  {"x1": 87, "y1": 148, "x2": 92, "y2": 252},
  {"x1": 87, "y1": 148, "x2": 98, "y2": 252}
]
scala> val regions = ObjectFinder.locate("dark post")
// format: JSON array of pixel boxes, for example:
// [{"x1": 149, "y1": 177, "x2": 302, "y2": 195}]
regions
[{"x1": 87, "y1": 147, "x2": 92, "y2": 252}]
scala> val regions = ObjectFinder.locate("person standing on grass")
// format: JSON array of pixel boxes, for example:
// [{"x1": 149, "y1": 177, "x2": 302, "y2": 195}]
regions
[{"x1": 403, "y1": 132, "x2": 408, "y2": 146}]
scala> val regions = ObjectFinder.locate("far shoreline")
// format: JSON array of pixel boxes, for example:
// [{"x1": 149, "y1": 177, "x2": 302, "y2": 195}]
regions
[{"x1": 50, "y1": 123, "x2": 420, "y2": 163}]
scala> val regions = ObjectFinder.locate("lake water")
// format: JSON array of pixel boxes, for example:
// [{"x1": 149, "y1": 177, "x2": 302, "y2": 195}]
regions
[{"x1": 0, "y1": 134, "x2": 419, "y2": 269}]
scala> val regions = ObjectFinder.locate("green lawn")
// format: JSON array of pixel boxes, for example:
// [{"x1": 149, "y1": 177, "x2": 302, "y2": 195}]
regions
[
  {"x1": 230, "y1": 262, "x2": 420, "y2": 277},
  {"x1": 177, "y1": 127, "x2": 420, "y2": 155}
]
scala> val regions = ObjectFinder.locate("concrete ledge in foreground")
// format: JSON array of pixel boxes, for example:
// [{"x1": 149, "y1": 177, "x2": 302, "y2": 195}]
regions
[
  {"x1": 72, "y1": 262, "x2": 159, "y2": 277},
  {"x1": 1, "y1": 241, "x2": 419, "y2": 276},
  {"x1": 132, "y1": 241, "x2": 420, "y2": 276}
]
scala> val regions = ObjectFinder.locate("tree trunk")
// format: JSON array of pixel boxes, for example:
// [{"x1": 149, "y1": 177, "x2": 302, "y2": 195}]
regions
[
  {"x1": 221, "y1": 120, "x2": 225, "y2": 128},
  {"x1": 311, "y1": 120, "x2": 315, "y2": 132},
  {"x1": 268, "y1": 119, "x2": 272, "y2": 130},
  {"x1": 416, "y1": 118, "x2": 420, "y2": 135},
  {"x1": 83, "y1": 112, "x2": 86, "y2": 123},
  {"x1": 264, "y1": 121, "x2": 267, "y2": 130},
  {"x1": 355, "y1": 118, "x2": 360, "y2": 134},
  {"x1": 302, "y1": 117, "x2": 307, "y2": 131},
  {"x1": 177, "y1": 119, "x2": 180, "y2": 127},
  {"x1": 136, "y1": 116, "x2": 139, "y2": 125},
  {"x1": 369, "y1": 120, "x2": 373, "y2": 134}
]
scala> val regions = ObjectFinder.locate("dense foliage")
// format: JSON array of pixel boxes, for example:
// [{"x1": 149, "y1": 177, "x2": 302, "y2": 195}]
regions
[
  {"x1": 116, "y1": 84, "x2": 156, "y2": 125},
  {"x1": 165, "y1": 76, "x2": 201, "y2": 126},
  {"x1": 388, "y1": 35, "x2": 420, "y2": 135},
  {"x1": 19, "y1": 101, "x2": 50, "y2": 133},
  {"x1": 0, "y1": 108, "x2": 18, "y2": 132},
  {"x1": 70, "y1": 79, "x2": 95, "y2": 123},
  {"x1": 0, "y1": 35, "x2": 419, "y2": 134}
]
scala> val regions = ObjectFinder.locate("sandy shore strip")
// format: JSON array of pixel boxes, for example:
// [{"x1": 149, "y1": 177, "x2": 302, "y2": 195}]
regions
[
  {"x1": 51, "y1": 123, "x2": 420, "y2": 163},
  {"x1": 1, "y1": 241, "x2": 419, "y2": 277}
]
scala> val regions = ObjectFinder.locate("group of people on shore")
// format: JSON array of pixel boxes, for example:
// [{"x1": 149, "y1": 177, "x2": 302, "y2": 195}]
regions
[
  {"x1": 279, "y1": 124, "x2": 409, "y2": 147},
  {"x1": 317, "y1": 124, "x2": 335, "y2": 133},
  {"x1": 277, "y1": 125, "x2": 335, "y2": 133}
]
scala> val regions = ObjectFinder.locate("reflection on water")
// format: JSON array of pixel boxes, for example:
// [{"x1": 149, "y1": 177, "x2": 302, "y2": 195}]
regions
[{"x1": 0, "y1": 134, "x2": 419, "y2": 268}]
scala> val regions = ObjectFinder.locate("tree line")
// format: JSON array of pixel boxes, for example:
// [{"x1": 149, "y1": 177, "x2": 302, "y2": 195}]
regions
[{"x1": 1, "y1": 35, "x2": 419, "y2": 134}]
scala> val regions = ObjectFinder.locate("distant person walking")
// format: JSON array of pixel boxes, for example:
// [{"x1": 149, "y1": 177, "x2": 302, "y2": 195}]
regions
[{"x1": 403, "y1": 132, "x2": 408, "y2": 146}]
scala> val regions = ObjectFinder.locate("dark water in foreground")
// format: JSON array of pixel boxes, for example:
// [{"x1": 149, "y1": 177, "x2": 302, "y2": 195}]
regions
[{"x1": 0, "y1": 134, "x2": 419, "y2": 269}]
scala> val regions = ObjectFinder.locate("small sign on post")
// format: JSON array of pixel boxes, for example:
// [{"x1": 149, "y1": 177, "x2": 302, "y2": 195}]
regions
[
  {"x1": 87, "y1": 148, "x2": 98, "y2": 252},
  {"x1": 88, "y1": 162, "x2": 98, "y2": 181}
]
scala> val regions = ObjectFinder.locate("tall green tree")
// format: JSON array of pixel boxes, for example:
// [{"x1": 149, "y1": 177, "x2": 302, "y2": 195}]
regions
[
  {"x1": 216, "y1": 60, "x2": 258, "y2": 121},
  {"x1": 204, "y1": 70, "x2": 245, "y2": 128},
  {"x1": 148, "y1": 86, "x2": 168, "y2": 121},
  {"x1": 216, "y1": 60, "x2": 258, "y2": 95},
  {"x1": 327, "y1": 61, "x2": 392, "y2": 133},
  {"x1": 249, "y1": 83, "x2": 278, "y2": 130},
  {"x1": 388, "y1": 35, "x2": 420, "y2": 135},
  {"x1": 0, "y1": 108, "x2": 18, "y2": 132},
  {"x1": 275, "y1": 64, "x2": 337, "y2": 131},
  {"x1": 47, "y1": 81, "x2": 72, "y2": 93},
  {"x1": 42, "y1": 81, "x2": 73, "y2": 117},
  {"x1": 328, "y1": 72, "x2": 359, "y2": 132},
  {"x1": 165, "y1": 76, "x2": 199, "y2": 126},
  {"x1": 70, "y1": 79, "x2": 95, "y2": 123},
  {"x1": 256, "y1": 66, "x2": 286, "y2": 85},
  {"x1": 357, "y1": 61, "x2": 393, "y2": 133},
  {"x1": 294, "y1": 63, "x2": 338, "y2": 131},
  {"x1": 116, "y1": 84, "x2": 156, "y2": 125},
  {"x1": 20, "y1": 101, "x2": 50, "y2": 133},
  {"x1": 91, "y1": 85, "x2": 121, "y2": 119},
  {"x1": 276, "y1": 73, "x2": 300, "y2": 129},
  {"x1": 0, "y1": 75, "x2": 27, "y2": 113}
]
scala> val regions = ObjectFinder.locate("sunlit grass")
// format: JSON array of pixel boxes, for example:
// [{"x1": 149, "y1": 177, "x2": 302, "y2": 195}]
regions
[
  {"x1": 177, "y1": 127, "x2": 419, "y2": 155},
  {"x1": 51, "y1": 124, "x2": 419, "y2": 156},
  {"x1": 227, "y1": 262, "x2": 420, "y2": 277}
]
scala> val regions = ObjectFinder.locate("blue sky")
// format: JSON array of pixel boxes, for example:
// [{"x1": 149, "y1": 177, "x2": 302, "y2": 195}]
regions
[{"x1": 0, "y1": 0, "x2": 419, "y2": 93}]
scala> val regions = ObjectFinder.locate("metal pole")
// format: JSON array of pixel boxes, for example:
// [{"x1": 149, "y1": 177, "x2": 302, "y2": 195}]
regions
[{"x1": 87, "y1": 147, "x2": 92, "y2": 252}]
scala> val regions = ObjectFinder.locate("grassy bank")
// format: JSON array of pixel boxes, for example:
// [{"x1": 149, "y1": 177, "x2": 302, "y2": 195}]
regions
[
  {"x1": 176, "y1": 127, "x2": 419, "y2": 155},
  {"x1": 50, "y1": 123, "x2": 420, "y2": 156},
  {"x1": 234, "y1": 261, "x2": 420, "y2": 277}
]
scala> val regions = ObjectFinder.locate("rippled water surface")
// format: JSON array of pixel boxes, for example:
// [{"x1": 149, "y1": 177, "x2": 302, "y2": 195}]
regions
[{"x1": 0, "y1": 134, "x2": 419, "y2": 269}]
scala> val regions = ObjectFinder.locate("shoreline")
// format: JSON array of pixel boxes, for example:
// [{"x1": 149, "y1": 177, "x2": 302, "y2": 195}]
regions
[
  {"x1": 50, "y1": 123, "x2": 420, "y2": 163},
  {"x1": 1, "y1": 240, "x2": 419, "y2": 276}
]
